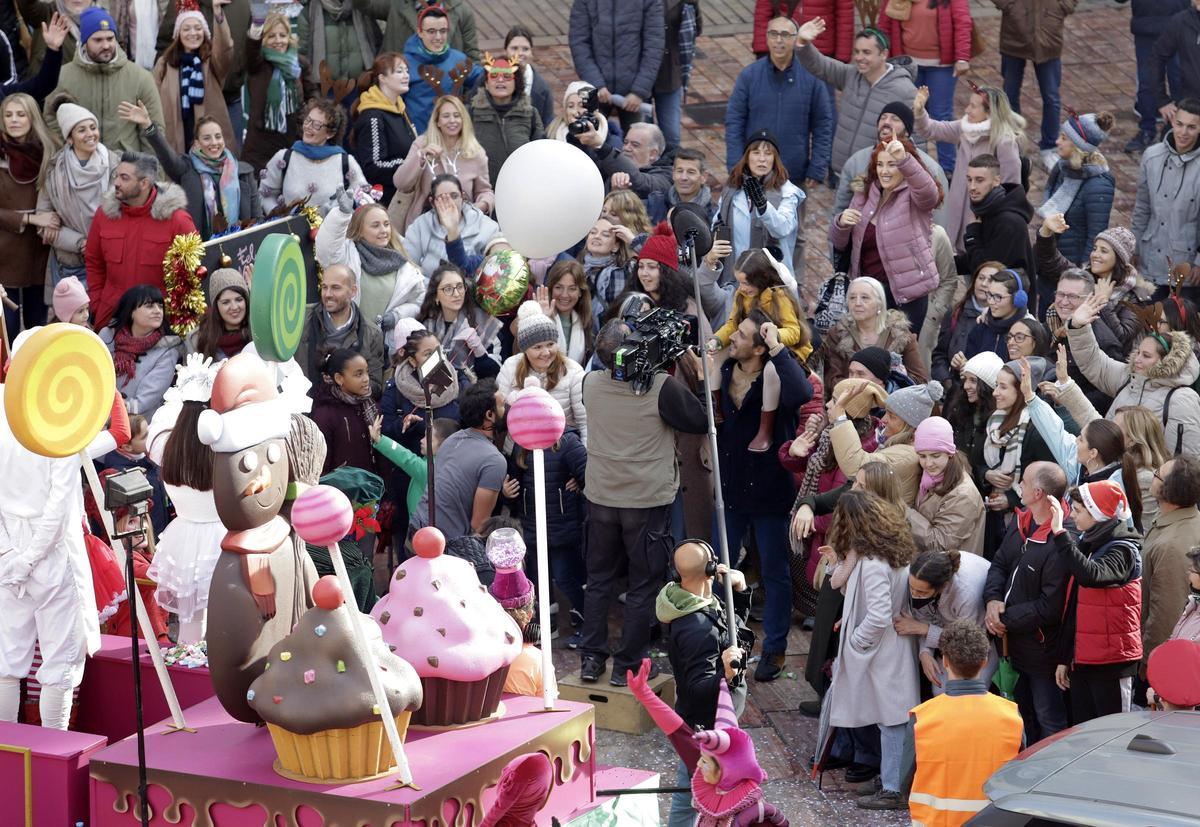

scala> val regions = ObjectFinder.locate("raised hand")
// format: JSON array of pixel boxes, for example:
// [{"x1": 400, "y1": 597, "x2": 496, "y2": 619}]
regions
[
  {"x1": 913, "y1": 86, "x2": 929, "y2": 116},
  {"x1": 535, "y1": 284, "x2": 552, "y2": 316},
  {"x1": 43, "y1": 13, "x2": 69, "y2": 50},
  {"x1": 797, "y1": 17, "x2": 825, "y2": 45},
  {"x1": 1019, "y1": 356, "x2": 1035, "y2": 403},
  {"x1": 117, "y1": 100, "x2": 153, "y2": 129},
  {"x1": 1042, "y1": 212, "x2": 1069, "y2": 236},
  {"x1": 1071, "y1": 293, "x2": 1103, "y2": 328},
  {"x1": 885, "y1": 138, "x2": 907, "y2": 162},
  {"x1": 1056, "y1": 343, "x2": 1069, "y2": 384},
  {"x1": 368, "y1": 415, "x2": 383, "y2": 444}
]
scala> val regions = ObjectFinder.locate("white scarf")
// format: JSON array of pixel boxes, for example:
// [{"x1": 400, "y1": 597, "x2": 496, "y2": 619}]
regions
[
  {"x1": 983, "y1": 408, "x2": 1029, "y2": 493},
  {"x1": 960, "y1": 116, "x2": 991, "y2": 146},
  {"x1": 132, "y1": 0, "x2": 158, "y2": 70}
]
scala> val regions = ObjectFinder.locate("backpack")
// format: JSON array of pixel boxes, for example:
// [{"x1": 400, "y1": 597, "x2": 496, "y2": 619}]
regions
[
  {"x1": 812, "y1": 272, "x2": 849, "y2": 336},
  {"x1": 1162, "y1": 386, "x2": 1184, "y2": 456}
]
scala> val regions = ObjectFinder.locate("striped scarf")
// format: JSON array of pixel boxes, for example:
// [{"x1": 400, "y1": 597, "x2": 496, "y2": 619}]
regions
[
  {"x1": 679, "y1": 1, "x2": 698, "y2": 90},
  {"x1": 179, "y1": 53, "x2": 205, "y2": 112}
]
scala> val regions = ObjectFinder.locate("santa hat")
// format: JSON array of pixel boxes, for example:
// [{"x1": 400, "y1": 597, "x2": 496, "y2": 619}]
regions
[
  {"x1": 1078, "y1": 480, "x2": 1131, "y2": 523},
  {"x1": 486, "y1": 527, "x2": 533, "y2": 611},
  {"x1": 1148, "y1": 639, "x2": 1200, "y2": 708},
  {"x1": 693, "y1": 725, "x2": 768, "y2": 789},
  {"x1": 173, "y1": 0, "x2": 211, "y2": 40},
  {"x1": 196, "y1": 353, "x2": 292, "y2": 452},
  {"x1": 637, "y1": 223, "x2": 679, "y2": 272}
]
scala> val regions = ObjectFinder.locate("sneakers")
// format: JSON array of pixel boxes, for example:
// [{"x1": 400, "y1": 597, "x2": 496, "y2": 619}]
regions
[
  {"x1": 609, "y1": 660, "x2": 657, "y2": 687},
  {"x1": 565, "y1": 631, "x2": 584, "y2": 649},
  {"x1": 753, "y1": 652, "x2": 786, "y2": 682},
  {"x1": 1040, "y1": 147, "x2": 1059, "y2": 172},
  {"x1": 1125, "y1": 129, "x2": 1156, "y2": 153},
  {"x1": 855, "y1": 789, "x2": 905, "y2": 810},
  {"x1": 580, "y1": 656, "x2": 605, "y2": 683},
  {"x1": 566, "y1": 609, "x2": 585, "y2": 649}
]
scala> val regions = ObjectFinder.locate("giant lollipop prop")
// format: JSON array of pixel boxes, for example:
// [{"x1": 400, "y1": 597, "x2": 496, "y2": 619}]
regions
[
  {"x1": 291, "y1": 485, "x2": 415, "y2": 787},
  {"x1": 4, "y1": 325, "x2": 190, "y2": 730},
  {"x1": 506, "y1": 378, "x2": 567, "y2": 711},
  {"x1": 250, "y1": 233, "x2": 307, "y2": 363}
]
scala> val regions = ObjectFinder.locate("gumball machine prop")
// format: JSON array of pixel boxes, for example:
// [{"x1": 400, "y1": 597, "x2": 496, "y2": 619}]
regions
[
  {"x1": 506, "y1": 378, "x2": 567, "y2": 712},
  {"x1": 291, "y1": 485, "x2": 416, "y2": 788}
]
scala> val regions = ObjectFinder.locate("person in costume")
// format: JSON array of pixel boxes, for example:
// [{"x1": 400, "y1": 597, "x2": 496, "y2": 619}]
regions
[
  {"x1": 485, "y1": 527, "x2": 542, "y2": 697},
  {"x1": 198, "y1": 351, "x2": 319, "y2": 723},
  {"x1": 628, "y1": 659, "x2": 789, "y2": 826}
]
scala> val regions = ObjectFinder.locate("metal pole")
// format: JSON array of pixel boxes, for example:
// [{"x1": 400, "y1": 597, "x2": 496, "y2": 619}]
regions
[
  {"x1": 683, "y1": 239, "x2": 739, "y2": 667},
  {"x1": 424, "y1": 388, "x2": 435, "y2": 529}
]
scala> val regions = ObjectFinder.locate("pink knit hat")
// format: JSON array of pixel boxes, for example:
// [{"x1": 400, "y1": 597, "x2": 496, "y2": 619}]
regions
[
  {"x1": 52, "y1": 276, "x2": 89, "y2": 322},
  {"x1": 693, "y1": 726, "x2": 767, "y2": 789},
  {"x1": 173, "y1": 0, "x2": 212, "y2": 40},
  {"x1": 914, "y1": 416, "x2": 955, "y2": 454},
  {"x1": 486, "y1": 527, "x2": 533, "y2": 610}
]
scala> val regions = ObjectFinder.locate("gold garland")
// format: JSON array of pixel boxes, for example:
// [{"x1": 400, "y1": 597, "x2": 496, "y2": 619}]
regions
[{"x1": 162, "y1": 232, "x2": 207, "y2": 336}]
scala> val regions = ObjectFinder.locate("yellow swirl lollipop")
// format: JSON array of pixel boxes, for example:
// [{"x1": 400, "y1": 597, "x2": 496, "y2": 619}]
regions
[
  {"x1": 4, "y1": 325, "x2": 117, "y2": 458},
  {"x1": 250, "y1": 233, "x2": 308, "y2": 362}
]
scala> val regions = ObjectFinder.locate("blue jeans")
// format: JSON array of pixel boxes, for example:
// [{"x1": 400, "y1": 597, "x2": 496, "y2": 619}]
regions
[
  {"x1": 717, "y1": 510, "x2": 791, "y2": 655},
  {"x1": 668, "y1": 758, "x2": 695, "y2": 826},
  {"x1": 879, "y1": 722, "x2": 906, "y2": 793},
  {"x1": 655, "y1": 86, "x2": 684, "y2": 150},
  {"x1": 1001, "y1": 55, "x2": 1062, "y2": 150},
  {"x1": 1013, "y1": 670, "x2": 1068, "y2": 745},
  {"x1": 1134, "y1": 33, "x2": 1182, "y2": 133},
  {"x1": 917, "y1": 65, "x2": 957, "y2": 173}
]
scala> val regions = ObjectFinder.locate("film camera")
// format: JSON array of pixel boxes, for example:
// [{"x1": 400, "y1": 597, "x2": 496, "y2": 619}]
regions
[
  {"x1": 613, "y1": 308, "x2": 691, "y2": 395},
  {"x1": 567, "y1": 87, "x2": 602, "y2": 135}
]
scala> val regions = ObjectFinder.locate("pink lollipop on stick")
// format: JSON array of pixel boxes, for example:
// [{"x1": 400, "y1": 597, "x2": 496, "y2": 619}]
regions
[
  {"x1": 291, "y1": 485, "x2": 415, "y2": 786},
  {"x1": 506, "y1": 378, "x2": 567, "y2": 711}
]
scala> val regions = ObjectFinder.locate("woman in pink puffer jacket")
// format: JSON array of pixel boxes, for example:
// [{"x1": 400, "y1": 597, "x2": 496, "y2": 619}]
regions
[{"x1": 830, "y1": 137, "x2": 943, "y2": 332}]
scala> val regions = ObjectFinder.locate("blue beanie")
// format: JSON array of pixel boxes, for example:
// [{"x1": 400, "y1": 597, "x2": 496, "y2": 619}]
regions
[{"x1": 80, "y1": 8, "x2": 117, "y2": 44}]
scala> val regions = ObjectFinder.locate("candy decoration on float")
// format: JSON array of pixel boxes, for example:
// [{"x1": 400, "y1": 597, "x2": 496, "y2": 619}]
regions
[
  {"x1": 507, "y1": 377, "x2": 567, "y2": 451},
  {"x1": 250, "y1": 233, "x2": 308, "y2": 362},
  {"x1": 3, "y1": 325, "x2": 116, "y2": 457},
  {"x1": 474, "y1": 249, "x2": 531, "y2": 317}
]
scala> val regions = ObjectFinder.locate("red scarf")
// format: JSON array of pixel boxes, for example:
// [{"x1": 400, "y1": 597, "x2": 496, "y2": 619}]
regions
[
  {"x1": 112, "y1": 328, "x2": 163, "y2": 382},
  {"x1": 1, "y1": 134, "x2": 43, "y2": 184},
  {"x1": 217, "y1": 330, "x2": 249, "y2": 358}
]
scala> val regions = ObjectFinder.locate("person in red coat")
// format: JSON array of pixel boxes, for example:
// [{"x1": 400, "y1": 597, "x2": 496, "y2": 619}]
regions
[
  {"x1": 84, "y1": 151, "x2": 195, "y2": 329},
  {"x1": 752, "y1": 0, "x2": 854, "y2": 60}
]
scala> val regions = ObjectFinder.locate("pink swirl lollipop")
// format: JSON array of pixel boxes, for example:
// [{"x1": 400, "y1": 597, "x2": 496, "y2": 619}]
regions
[
  {"x1": 507, "y1": 377, "x2": 566, "y2": 451},
  {"x1": 291, "y1": 485, "x2": 354, "y2": 546}
]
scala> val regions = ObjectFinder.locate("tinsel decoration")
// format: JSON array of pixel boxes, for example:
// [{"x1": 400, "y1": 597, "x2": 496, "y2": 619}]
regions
[
  {"x1": 162, "y1": 232, "x2": 207, "y2": 335},
  {"x1": 300, "y1": 205, "x2": 322, "y2": 242}
]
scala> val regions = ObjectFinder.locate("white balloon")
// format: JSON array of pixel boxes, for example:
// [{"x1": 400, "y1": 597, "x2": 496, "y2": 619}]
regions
[{"x1": 494, "y1": 140, "x2": 605, "y2": 259}]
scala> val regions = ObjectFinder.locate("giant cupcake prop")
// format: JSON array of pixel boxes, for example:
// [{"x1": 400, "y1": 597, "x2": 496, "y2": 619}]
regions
[
  {"x1": 371, "y1": 527, "x2": 521, "y2": 727},
  {"x1": 248, "y1": 576, "x2": 423, "y2": 782}
]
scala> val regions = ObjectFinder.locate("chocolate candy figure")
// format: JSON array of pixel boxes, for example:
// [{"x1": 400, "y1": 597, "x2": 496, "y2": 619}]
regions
[{"x1": 198, "y1": 354, "x2": 319, "y2": 723}]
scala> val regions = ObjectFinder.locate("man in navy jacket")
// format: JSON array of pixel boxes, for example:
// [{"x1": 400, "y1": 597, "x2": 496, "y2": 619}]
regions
[
  {"x1": 725, "y1": 14, "x2": 833, "y2": 188},
  {"x1": 716, "y1": 310, "x2": 813, "y2": 682}
]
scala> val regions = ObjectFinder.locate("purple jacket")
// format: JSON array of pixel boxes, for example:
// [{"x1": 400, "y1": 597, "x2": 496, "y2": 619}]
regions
[{"x1": 830, "y1": 153, "x2": 941, "y2": 304}]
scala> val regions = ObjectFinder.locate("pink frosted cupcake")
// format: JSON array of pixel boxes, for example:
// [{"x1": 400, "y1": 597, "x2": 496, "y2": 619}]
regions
[{"x1": 370, "y1": 527, "x2": 522, "y2": 726}]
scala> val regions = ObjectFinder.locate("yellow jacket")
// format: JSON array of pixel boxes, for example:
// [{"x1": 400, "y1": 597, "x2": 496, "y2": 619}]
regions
[{"x1": 713, "y1": 286, "x2": 811, "y2": 362}]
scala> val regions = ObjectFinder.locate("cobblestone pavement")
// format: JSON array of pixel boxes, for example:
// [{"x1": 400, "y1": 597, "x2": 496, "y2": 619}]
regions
[{"x1": 483, "y1": 1, "x2": 1137, "y2": 821}]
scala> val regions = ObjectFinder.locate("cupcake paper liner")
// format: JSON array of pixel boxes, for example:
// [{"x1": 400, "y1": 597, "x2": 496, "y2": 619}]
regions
[
  {"x1": 411, "y1": 666, "x2": 511, "y2": 727},
  {"x1": 267, "y1": 712, "x2": 412, "y2": 783}
]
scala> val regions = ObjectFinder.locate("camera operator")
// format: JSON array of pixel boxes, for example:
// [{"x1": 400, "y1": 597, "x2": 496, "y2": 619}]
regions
[
  {"x1": 569, "y1": 109, "x2": 673, "y2": 201},
  {"x1": 656, "y1": 538, "x2": 751, "y2": 824},
  {"x1": 580, "y1": 318, "x2": 708, "y2": 685},
  {"x1": 718, "y1": 310, "x2": 813, "y2": 682}
]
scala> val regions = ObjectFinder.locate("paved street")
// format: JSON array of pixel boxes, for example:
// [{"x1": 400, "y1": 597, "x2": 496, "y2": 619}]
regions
[{"x1": 484, "y1": 1, "x2": 1141, "y2": 821}]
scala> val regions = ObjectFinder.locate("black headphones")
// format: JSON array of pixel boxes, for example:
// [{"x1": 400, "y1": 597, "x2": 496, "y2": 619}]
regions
[{"x1": 670, "y1": 538, "x2": 719, "y2": 582}]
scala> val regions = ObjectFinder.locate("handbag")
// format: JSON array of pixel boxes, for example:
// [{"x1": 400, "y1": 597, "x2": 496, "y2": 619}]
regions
[{"x1": 813, "y1": 272, "x2": 850, "y2": 336}]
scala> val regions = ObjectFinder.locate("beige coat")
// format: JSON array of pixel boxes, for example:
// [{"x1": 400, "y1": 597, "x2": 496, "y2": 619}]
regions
[
  {"x1": 831, "y1": 419, "x2": 920, "y2": 506},
  {"x1": 152, "y1": 13, "x2": 234, "y2": 154},
  {"x1": 909, "y1": 474, "x2": 986, "y2": 555},
  {"x1": 1141, "y1": 506, "x2": 1200, "y2": 660}
]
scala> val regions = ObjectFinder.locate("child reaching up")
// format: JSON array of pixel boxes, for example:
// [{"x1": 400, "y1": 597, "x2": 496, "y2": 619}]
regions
[
  {"x1": 706, "y1": 249, "x2": 811, "y2": 452},
  {"x1": 368, "y1": 414, "x2": 460, "y2": 521}
]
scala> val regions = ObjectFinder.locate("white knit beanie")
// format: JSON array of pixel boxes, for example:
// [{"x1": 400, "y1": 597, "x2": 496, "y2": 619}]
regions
[{"x1": 57, "y1": 102, "x2": 98, "y2": 140}]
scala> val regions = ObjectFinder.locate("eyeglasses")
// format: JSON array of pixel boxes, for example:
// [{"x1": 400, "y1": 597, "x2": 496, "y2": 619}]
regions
[
  {"x1": 766, "y1": 30, "x2": 795, "y2": 39},
  {"x1": 422, "y1": 26, "x2": 449, "y2": 36},
  {"x1": 303, "y1": 118, "x2": 330, "y2": 131},
  {"x1": 984, "y1": 291, "x2": 1009, "y2": 303},
  {"x1": 1006, "y1": 332, "x2": 1031, "y2": 343},
  {"x1": 439, "y1": 283, "x2": 465, "y2": 295},
  {"x1": 1153, "y1": 470, "x2": 1165, "y2": 482},
  {"x1": 1055, "y1": 290, "x2": 1085, "y2": 301}
]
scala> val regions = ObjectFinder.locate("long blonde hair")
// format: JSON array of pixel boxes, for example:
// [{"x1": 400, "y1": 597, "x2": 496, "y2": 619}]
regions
[
  {"x1": 976, "y1": 86, "x2": 1027, "y2": 151},
  {"x1": 602, "y1": 189, "x2": 651, "y2": 234},
  {"x1": 1, "y1": 93, "x2": 60, "y2": 186},
  {"x1": 1116, "y1": 405, "x2": 1169, "y2": 472},
  {"x1": 425, "y1": 96, "x2": 484, "y2": 159},
  {"x1": 347, "y1": 203, "x2": 410, "y2": 255}
]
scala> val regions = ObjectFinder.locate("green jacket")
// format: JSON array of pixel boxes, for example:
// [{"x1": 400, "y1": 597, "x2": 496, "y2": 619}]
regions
[
  {"x1": 355, "y1": 0, "x2": 480, "y2": 60},
  {"x1": 46, "y1": 46, "x2": 165, "y2": 155},
  {"x1": 372, "y1": 435, "x2": 427, "y2": 514},
  {"x1": 295, "y1": 1, "x2": 381, "y2": 82},
  {"x1": 16, "y1": 0, "x2": 77, "y2": 78}
]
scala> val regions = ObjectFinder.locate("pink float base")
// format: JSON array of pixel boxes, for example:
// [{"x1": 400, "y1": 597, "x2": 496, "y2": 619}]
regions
[
  {"x1": 76, "y1": 634, "x2": 215, "y2": 743},
  {"x1": 90, "y1": 694, "x2": 596, "y2": 826},
  {"x1": 0, "y1": 720, "x2": 107, "y2": 827}
]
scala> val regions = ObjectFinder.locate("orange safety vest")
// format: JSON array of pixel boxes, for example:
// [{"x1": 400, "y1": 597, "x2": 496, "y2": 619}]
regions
[{"x1": 909, "y1": 692, "x2": 1024, "y2": 827}]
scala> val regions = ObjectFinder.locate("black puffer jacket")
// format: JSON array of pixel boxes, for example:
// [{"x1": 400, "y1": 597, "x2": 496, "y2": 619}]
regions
[
  {"x1": 983, "y1": 509, "x2": 1069, "y2": 675},
  {"x1": 351, "y1": 98, "x2": 418, "y2": 206},
  {"x1": 509, "y1": 428, "x2": 588, "y2": 548},
  {"x1": 959, "y1": 183, "x2": 1037, "y2": 286}
]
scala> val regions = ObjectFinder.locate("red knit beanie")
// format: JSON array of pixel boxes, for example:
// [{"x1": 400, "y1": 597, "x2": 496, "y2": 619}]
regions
[{"x1": 637, "y1": 223, "x2": 679, "y2": 272}]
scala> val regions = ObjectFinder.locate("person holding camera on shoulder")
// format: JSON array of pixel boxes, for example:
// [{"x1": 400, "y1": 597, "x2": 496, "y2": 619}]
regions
[
  {"x1": 579, "y1": 318, "x2": 708, "y2": 686},
  {"x1": 655, "y1": 538, "x2": 752, "y2": 825},
  {"x1": 717, "y1": 311, "x2": 814, "y2": 682}
]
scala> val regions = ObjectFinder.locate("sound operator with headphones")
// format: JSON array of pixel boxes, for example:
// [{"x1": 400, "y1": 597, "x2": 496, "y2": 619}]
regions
[{"x1": 654, "y1": 537, "x2": 752, "y2": 826}]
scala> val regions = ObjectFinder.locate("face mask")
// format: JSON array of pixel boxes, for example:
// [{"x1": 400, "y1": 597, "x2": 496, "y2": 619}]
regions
[{"x1": 910, "y1": 593, "x2": 937, "y2": 609}]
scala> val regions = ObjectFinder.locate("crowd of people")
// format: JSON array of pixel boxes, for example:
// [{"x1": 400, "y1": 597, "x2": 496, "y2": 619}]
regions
[{"x1": 2, "y1": 0, "x2": 1200, "y2": 822}]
